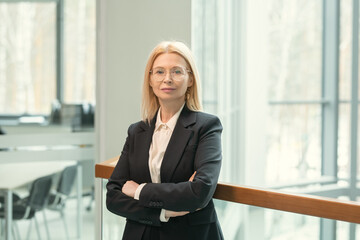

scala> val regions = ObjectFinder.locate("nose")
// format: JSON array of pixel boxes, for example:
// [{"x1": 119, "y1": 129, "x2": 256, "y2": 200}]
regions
[{"x1": 163, "y1": 71, "x2": 172, "y2": 83}]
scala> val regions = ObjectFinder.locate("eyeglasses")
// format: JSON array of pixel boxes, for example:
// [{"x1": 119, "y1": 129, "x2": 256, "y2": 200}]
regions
[{"x1": 150, "y1": 66, "x2": 191, "y2": 82}]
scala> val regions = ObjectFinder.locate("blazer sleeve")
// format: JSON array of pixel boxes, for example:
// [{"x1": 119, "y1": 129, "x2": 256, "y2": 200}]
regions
[
  {"x1": 138, "y1": 116, "x2": 222, "y2": 212},
  {"x1": 106, "y1": 125, "x2": 162, "y2": 227}
]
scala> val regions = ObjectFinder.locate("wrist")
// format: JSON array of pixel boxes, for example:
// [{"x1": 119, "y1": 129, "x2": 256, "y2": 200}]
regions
[
  {"x1": 160, "y1": 209, "x2": 170, "y2": 222},
  {"x1": 134, "y1": 183, "x2": 146, "y2": 200}
]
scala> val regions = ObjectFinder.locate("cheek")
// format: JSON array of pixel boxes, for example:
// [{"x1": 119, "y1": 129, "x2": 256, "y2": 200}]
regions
[
  {"x1": 182, "y1": 80, "x2": 192, "y2": 92},
  {"x1": 179, "y1": 84, "x2": 188, "y2": 94}
]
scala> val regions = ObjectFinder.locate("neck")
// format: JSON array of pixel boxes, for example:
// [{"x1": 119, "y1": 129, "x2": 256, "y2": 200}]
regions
[{"x1": 159, "y1": 101, "x2": 185, "y2": 123}]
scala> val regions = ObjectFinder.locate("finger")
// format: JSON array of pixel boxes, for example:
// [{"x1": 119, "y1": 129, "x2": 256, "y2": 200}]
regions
[
  {"x1": 189, "y1": 171, "x2": 197, "y2": 182},
  {"x1": 166, "y1": 210, "x2": 189, "y2": 218},
  {"x1": 174, "y1": 211, "x2": 189, "y2": 217}
]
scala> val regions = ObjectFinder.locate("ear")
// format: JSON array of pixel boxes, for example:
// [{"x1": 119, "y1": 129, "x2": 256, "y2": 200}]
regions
[{"x1": 187, "y1": 77, "x2": 193, "y2": 87}]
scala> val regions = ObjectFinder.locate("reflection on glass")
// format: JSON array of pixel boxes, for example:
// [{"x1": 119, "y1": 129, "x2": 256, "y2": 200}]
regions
[{"x1": 0, "y1": 2, "x2": 56, "y2": 114}]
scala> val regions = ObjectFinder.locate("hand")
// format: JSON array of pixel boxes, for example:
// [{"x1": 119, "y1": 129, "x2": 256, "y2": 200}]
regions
[
  {"x1": 165, "y1": 210, "x2": 189, "y2": 218},
  {"x1": 188, "y1": 172, "x2": 202, "y2": 211},
  {"x1": 122, "y1": 180, "x2": 139, "y2": 198},
  {"x1": 163, "y1": 173, "x2": 200, "y2": 218},
  {"x1": 189, "y1": 171, "x2": 196, "y2": 182}
]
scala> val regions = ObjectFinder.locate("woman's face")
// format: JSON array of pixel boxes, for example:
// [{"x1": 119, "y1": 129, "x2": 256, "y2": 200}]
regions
[{"x1": 150, "y1": 53, "x2": 193, "y2": 107}]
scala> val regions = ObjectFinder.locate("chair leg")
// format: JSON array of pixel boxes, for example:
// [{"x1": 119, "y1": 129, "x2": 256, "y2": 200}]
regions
[
  {"x1": 86, "y1": 186, "x2": 94, "y2": 211},
  {"x1": 0, "y1": 219, "x2": 4, "y2": 240},
  {"x1": 34, "y1": 216, "x2": 42, "y2": 240},
  {"x1": 14, "y1": 222, "x2": 21, "y2": 240},
  {"x1": 26, "y1": 219, "x2": 32, "y2": 240},
  {"x1": 42, "y1": 211, "x2": 50, "y2": 240},
  {"x1": 60, "y1": 210, "x2": 70, "y2": 240},
  {"x1": 11, "y1": 224, "x2": 16, "y2": 240}
]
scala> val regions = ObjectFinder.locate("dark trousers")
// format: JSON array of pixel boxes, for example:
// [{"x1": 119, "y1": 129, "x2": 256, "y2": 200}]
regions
[{"x1": 141, "y1": 226, "x2": 160, "y2": 240}]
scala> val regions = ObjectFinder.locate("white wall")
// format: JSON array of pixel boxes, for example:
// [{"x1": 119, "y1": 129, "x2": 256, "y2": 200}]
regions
[{"x1": 96, "y1": 0, "x2": 191, "y2": 162}]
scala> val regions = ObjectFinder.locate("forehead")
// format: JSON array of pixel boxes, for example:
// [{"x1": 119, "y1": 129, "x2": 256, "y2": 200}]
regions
[{"x1": 152, "y1": 53, "x2": 187, "y2": 68}]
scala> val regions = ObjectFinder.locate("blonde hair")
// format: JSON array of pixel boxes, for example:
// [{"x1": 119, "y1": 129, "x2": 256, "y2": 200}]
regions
[{"x1": 141, "y1": 41, "x2": 202, "y2": 124}]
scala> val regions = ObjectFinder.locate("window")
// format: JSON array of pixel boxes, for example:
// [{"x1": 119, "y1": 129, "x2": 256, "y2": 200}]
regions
[
  {"x1": 63, "y1": 0, "x2": 96, "y2": 104},
  {"x1": 266, "y1": 0, "x2": 323, "y2": 183},
  {"x1": 0, "y1": 2, "x2": 56, "y2": 115},
  {"x1": 192, "y1": 0, "x2": 359, "y2": 239},
  {"x1": 0, "y1": 0, "x2": 96, "y2": 115}
]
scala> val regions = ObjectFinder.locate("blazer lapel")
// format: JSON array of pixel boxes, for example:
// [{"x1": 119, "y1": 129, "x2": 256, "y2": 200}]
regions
[
  {"x1": 133, "y1": 118, "x2": 155, "y2": 183},
  {"x1": 160, "y1": 107, "x2": 196, "y2": 183}
]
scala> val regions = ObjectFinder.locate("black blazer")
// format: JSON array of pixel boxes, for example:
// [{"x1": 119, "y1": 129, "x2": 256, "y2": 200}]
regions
[{"x1": 106, "y1": 106, "x2": 224, "y2": 240}]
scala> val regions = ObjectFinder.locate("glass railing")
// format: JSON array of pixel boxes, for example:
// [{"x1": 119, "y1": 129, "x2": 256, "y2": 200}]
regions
[{"x1": 96, "y1": 158, "x2": 360, "y2": 240}]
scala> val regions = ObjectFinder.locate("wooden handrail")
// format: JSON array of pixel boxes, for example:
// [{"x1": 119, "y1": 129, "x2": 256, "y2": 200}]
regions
[{"x1": 95, "y1": 157, "x2": 360, "y2": 224}]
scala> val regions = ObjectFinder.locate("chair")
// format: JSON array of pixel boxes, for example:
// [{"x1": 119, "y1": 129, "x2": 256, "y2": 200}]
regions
[
  {"x1": 47, "y1": 165, "x2": 77, "y2": 240},
  {"x1": 0, "y1": 175, "x2": 53, "y2": 240},
  {"x1": 0, "y1": 194, "x2": 21, "y2": 206}
]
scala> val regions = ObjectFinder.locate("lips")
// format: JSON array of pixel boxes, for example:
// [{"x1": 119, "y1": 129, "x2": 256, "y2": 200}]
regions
[{"x1": 161, "y1": 88, "x2": 175, "y2": 93}]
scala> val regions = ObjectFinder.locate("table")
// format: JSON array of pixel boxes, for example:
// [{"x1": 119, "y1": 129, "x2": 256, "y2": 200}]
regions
[{"x1": 0, "y1": 161, "x2": 78, "y2": 240}]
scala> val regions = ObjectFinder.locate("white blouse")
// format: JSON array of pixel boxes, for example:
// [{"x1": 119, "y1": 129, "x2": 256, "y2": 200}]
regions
[{"x1": 134, "y1": 104, "x2": 184, "y2": 222}]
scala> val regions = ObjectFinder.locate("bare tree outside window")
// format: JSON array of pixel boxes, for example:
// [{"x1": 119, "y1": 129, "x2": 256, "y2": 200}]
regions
[
  {"x1": 0, "y1": 3, "x2": 56, "y2": 115},
  {"x1": 266, "y1": 0, "x2": 322, "y2": 183},
  {"x1": 0, "y1": 0, "x2": 96, "y2": 115},
  {"x1": 64, "y1": 0, "x2": 96, "y2": 104}
]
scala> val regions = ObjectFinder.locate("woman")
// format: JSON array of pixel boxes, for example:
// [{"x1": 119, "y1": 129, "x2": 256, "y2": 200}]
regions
[{"x1": 106, "y1": 41, "x2": 223, "y2": 240}]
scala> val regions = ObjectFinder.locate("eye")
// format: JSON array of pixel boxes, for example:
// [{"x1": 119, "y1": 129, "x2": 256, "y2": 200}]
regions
[
  {"x1": 172, "y1": 67, "x2": 184, "y2": 75},
  {"x1": 154, "y1": 69, "x2": 165, "y2": 75}
]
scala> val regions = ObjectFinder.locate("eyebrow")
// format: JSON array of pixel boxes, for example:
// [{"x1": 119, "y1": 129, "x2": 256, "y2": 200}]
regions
[{"x1": 152, "y1": 65, "x2": 185, "y2": 69}]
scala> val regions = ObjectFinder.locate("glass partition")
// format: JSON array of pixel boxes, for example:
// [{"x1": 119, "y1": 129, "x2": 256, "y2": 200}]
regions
[{"x1": 102, "y1": 179, "x2": 126, "y2": 240}]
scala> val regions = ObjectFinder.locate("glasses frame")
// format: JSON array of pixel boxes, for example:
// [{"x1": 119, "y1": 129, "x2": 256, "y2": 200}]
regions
[{"x1": 149, "y1": 66, "x2": 192, "y2": 82}]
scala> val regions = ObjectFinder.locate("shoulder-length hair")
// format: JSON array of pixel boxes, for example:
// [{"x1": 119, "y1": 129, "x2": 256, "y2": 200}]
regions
[{"x1": 141, "y1": 41, "x2": 202, "y2": 124}]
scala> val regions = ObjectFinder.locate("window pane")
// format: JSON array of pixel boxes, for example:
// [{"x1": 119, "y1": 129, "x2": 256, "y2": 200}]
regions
[
  {"x1": 0, "y1": 2, "x2": 56, "y2": 114},
  {"x1": 339, "y1": 0, "x2": 352, "y2": 101},
  {"x1": 268, "y1": 0, "x2": 322, "y2": 101},
  {"x1": 338, "y1": 104, "x2": 350, "y2": 179},
  {"x1": 63, "y1": 0, "x2": 96, "y2": 104},
  {"x1": 266, "y1": 0, "x2": 323, "y2": 184},
  {"x1": 265, "y1": 210, "x2": 320, "y2": 239},
  {"x1": 266, "y1": 105, "x2": 322, "y2": 183},
  {"x1": 338, "y1": 0, "x2": 360, "y2": 181}
]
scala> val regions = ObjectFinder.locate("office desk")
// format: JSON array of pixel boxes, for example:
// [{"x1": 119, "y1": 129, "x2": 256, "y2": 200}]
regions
[{"x1": 0, "y1": 161, "x2": 76, "y2": 240}]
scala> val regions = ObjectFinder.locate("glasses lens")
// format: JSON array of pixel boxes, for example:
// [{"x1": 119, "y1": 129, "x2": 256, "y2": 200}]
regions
[
  {"x1": 151, "y1": 68, "x2": 165, "y2": 81},
  {"x1": 151, "y1": 67, "x2": 188, "y2": 82},
  {"x1": 171, "y1": 67, "x2": 186, "y2": 81}
]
